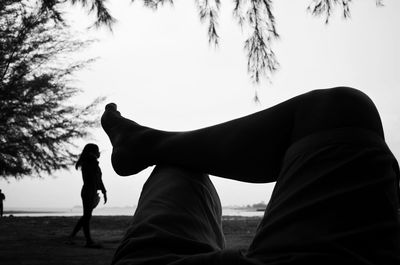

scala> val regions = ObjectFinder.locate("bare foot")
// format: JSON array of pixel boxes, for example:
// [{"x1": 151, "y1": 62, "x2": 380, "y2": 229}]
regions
[{"x1": 101, "y1": 103, "x2": 157, "y2": 176}]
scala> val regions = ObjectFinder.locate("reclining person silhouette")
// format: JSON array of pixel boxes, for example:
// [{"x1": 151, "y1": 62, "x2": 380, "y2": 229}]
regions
[{"x1": 102, "y1": 87, "x2": 400, "y2": 265}]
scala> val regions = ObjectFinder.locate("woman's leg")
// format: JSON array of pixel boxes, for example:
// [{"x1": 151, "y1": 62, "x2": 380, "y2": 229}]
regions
[
  {"x1": 82, "y1": 207, "x2": 94, "y2": 245},
  {"x1": 70, "y1": 217, "x2": 84, "y2": 238},
  {"x1": 101, "y1": 86, "x2": 384, "y2": 182},
  {"x1": 69, "y1": 206, "x2": 93, "y2": 243}
]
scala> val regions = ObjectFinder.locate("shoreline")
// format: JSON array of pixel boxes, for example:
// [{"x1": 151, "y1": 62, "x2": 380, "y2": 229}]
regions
[
  {"x1": 2, "y1": 206, "x2": 265, "y2": 217},
  {"x1": 1, "y1": 213, "x2": 263, "y2": 221}
]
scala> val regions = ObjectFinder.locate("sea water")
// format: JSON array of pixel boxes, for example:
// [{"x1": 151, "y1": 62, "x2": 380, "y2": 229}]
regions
[{"x1": 3, "y1": 206, "x2": 265, "y2": 217}]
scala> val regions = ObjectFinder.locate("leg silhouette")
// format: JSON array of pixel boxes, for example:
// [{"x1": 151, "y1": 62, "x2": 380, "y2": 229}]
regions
[
  {"x1": 70, "y1": 204, "x2": 94, "y2": 245},
  {"x1": 105, "y1": 87, "x2": 399, "y2": 265},
  {"x1": 102, "y1": 87, "x2": 383, "y2": 182}
]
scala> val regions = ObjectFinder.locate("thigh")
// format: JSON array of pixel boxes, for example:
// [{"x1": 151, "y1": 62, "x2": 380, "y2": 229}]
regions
[
  {"x1": 82, "y1": 205, "x2": 92, "y2": 221},
  {"x1": 112, "y1": 165, "x2": 231, "y2": 265},
  {"x1": 81, "y1": 188, "x2": 96, "y2": 209},
  {"x1": 247, "y1": 128, "x2": 400, "y2": 264}
]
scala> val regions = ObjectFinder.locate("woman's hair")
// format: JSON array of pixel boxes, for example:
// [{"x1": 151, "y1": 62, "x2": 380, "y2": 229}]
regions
[{"x1": 75, "y1": 143, "x2": 99, "y2": 170}]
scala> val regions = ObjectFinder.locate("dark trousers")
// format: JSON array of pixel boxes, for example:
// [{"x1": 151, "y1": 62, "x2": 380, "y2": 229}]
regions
[{"x1": 112, "y1": 128, "x2": 400, "y2": 265}]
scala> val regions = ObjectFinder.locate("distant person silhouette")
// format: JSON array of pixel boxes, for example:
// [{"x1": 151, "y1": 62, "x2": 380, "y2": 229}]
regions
[
  {"x1": 68, "y1": 143, "x2": 107, "y2": 248},
  {"x1": 102, "y1": 87, "x2": 400, "y2": 265},
  {"x1": 0, "y1": 189, "x2": 5, "y2": 217}
]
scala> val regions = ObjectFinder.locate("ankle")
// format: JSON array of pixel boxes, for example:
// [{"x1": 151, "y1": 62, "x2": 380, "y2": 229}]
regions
[{"x1": 150, "y1": 130, "x2": 175, "y2": 165}]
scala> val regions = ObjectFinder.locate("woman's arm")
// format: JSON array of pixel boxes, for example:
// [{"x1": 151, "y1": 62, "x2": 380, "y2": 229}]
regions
[{"x1": 97, "y1": 167, "x2": 107, "y2": 204}]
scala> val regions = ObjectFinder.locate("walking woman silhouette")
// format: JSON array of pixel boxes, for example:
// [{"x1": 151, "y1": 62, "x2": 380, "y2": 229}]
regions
[{"x1": 68, "y1": 143, "x2": 107, "y2": 248}]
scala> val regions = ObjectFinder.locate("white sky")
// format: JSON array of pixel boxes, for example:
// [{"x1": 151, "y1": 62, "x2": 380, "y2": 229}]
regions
[{"x1": 1, "y1": 0, "x2": 399, "y2": 209}]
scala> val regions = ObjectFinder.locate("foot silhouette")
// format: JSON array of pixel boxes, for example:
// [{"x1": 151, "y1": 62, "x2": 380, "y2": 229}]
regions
[{"x1": 101, "y1": 103, "x2": 156, "y2": 176}]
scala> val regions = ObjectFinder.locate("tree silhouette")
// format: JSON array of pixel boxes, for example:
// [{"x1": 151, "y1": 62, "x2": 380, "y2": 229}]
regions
[
  {"x1": 0, "y1": 0, "x2": 103, "y2": 179},
  {"x1": 37, "y1": 0, "x2": 383, "y2": 94}
]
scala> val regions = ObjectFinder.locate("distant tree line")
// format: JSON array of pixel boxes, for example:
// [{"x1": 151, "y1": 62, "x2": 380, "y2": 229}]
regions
[{"x1": 244, "y1": 201, "x2": 267, "y2": 209}]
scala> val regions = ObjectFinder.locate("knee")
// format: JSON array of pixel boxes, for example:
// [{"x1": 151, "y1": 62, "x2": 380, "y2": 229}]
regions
[
  {"x1": 149, "y1": 165, "x2": 209, "y2": 186},
  {"x1": 311, "y1": 87, "x2": 377, "y2": 115},
  {"x1": 141, "y1": 165, "x2": 216, "y2": 202},
  {"x1": 294, "y1": 87, "x2": 384, "y2": 139},
  {"x1": 83, "y1": 209, "x2": 92, "y2": 219}
]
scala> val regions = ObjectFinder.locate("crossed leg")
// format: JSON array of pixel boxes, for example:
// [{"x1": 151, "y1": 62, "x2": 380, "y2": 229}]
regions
[
  {"x1": 101, "y1": 87, "x2": 384, "y2": 182},
  {"x1": 103, "y1": 87, "x2": 399, "y2": 265}
]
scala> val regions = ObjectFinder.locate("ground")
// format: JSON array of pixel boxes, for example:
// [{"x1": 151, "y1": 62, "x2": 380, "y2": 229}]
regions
[{"x1": 0, "y1": 216, "x2": 261, "y2": 265}]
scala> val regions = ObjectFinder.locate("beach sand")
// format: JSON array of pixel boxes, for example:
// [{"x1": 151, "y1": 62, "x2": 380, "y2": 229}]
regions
[{"x1": 0, "y1": 216, "x2": 261, "y2": 265}]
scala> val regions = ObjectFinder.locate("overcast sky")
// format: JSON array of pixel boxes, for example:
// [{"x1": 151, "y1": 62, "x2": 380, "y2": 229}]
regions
[{"x1": 1, "y1": 0, "x2": 399, "y2": 209}]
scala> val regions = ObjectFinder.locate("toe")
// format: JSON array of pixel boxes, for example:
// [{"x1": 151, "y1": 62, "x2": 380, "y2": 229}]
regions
[{"x1": 105, "y1": 103, "x2": 117, "y2": 111}]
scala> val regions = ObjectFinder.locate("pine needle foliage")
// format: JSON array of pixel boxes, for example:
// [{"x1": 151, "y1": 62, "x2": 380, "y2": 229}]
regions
[
  {"x1": 0, "y1": 0, "x2": 104, "y2": 179},
  {"x1": 46, "y1": 0, "x2": 383, "y2": 86}
]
